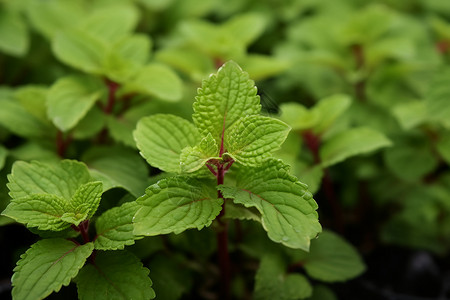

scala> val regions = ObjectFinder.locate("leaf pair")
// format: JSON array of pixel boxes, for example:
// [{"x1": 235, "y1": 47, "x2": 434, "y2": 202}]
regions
[{"x1": 3, "y1": 160, "x2": 102, "y2": 230}]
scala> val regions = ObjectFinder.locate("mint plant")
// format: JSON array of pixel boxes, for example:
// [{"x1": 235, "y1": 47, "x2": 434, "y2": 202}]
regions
[
  {"x1": 2, "y1": 159, "x2": 154, "y2": 299},
  {"x1": 133, "y1": 61, "x2": 322, "y2": 297}
]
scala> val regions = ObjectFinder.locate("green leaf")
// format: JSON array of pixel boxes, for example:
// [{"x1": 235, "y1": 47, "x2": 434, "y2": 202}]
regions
[
  {"x1": 310, "y1": 285, "x2": 338, "y2": 300},
  {"x1": 426, "y1": 68, "x2": 450, "y2": 125},
  {"x1": 299, "y1": 230, "x2": 366, "y2": 282},
  {"x1": 437, "y1": 132, "x2": 450, "y2": 165},
  {"x1": 134, "y1": 114, "x2": 201, "y2": 173},
  {"x1": 279, "y1": 103, "x2": 319, "y2": 131},
  {"x1": 180, "y1": 133, "x2": 219, "y2": 172},
  {"x1": 223, "y1": 201, "x2": 261, "y2": 222},
  {"x1": 225, "y1": 115, "x2": 290, "y2": 166},
  {"x1": 14, "y1": 85, "x2": 50, "y2": 125},
  {"x1": 254, "y1": 254, "x2": 312, "y2": 300},
  {"x1": 0, "y1": 9, "x2": 29, "y2": 56},
  {"x1": 0, "y1": 98, "x2": 53, "y2": 138},
  {"x1": 223, "y1": 13, "x2": 267, "y2": 46},
  {"x1": 72, "y1": 106, "x2": 106, "y2": 139},
  {"x1": 122, "y1": 63, "x2": 183, "y2": 101},
  {"x1": 12, "y1": 239, "x2": 93, "y2": 300},
  {"x1": 219, "y1": 159, "x2": 321, "y2": 251},
  {"x1": 106, "y1": 116, "x2": 137, "y2": 148},
  {"x1": 66, "y1": 181, "x2": 103, "y2": 223},
  {"x1": 0, "y1": 145, "x2": 7, "y2": 171},
  {"x1": 320, "y1": 127, "x2": 392, "y2": 167},
  {"x1": 83, "y1": 146, "x2": 149, "y2": 197},
  {"x1": 47, "y1": 75, "x2": 104, "y2": 131},
  {"x1": 392, "y1": 101, "x2": 427, "y2": 130},
  {"x1": 312, "y1": 94, "x2": 352, "y2": 135},
  {"x1": 133, "y1": 176, "x2": 222, "y2": 236},
  {"x1": 239, "y1": 54, "x2": 290, "y2": 81},
  {"x1": 94, "y1": 201, "x2": 140, "y2": 250},
  {"x1": 192, "y1": 61, "x2": 261, "y2": 142},
  {"x1": 52, "y1": 28, "x2": 107, "y2": 73},
  {"x1": 76, "y1": 250, "x2": 155, "y2": 300},
  {"x1": 77, "y1": 4, "x2": 139, "y2": 44},
  {"x1": 2, "y1": 194, "x2": 71, "y2": 231},
  {"x1": 7, "y1": 160, "x2": 92, "y2": 200}
]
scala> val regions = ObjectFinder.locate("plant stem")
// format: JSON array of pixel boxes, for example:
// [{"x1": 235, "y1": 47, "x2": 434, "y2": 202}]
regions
[
  {"x1": 216, "y1": 163, "x2": 231, "y2": 300},
  {"x1": 56, "y1": 130, "x2": 72, "y2": 158},
  {"x1": 351, "y1": 44, "x2": 367, "y2": 102},
  {"x1": 104, "y1": 79, "x2": 119, "y2": 115}
]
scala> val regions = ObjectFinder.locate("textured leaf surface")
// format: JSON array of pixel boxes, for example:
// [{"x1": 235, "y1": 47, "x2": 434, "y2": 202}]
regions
[
  {"x1": 7, "y1": 160, "x2": 92, "y2": 200},
  {"x1": 47, "y1": 75, "x2": 104, "y2": 131},
  {"x1": 254, "y1": 254, "x2": 312, "y2": 300},
  {"x1": 94, "y1": 201, "x2": 141, "y2": 250},
  {"x1": 64, "y1": 181, "x2": 103, "y2": 224},
  {"x1": 134, "y1": 114, "x2": 200, "y2": 173},
  {"x1": 300, "y1": 230, "x2": 366, "y2": 282},
  {"x1": 124, "y1": 63, "x2": 182, "y2": 101},
  {"x1": 83, "y1": 146, "x2": 149, "y2": 197},
  {"x1": 12, "y1": 239, "x2": 93, "y2": 300},
  {"x1": 133, "y1": 177, "x2": 222, "y2": 236},
  {"x1": 2, "y1": 194, "x2": 71, "y2": 231},
  {"x1": 225, "y1": 115, "x2": 290, "y2": 166},
  {"x1": 52, "y1": 28, "x2": 107, "y2": 73},
  {"x1": 320, "y1": 127, "x2": 392, "y2": 167},
  {"x1": 180, "y1": 133, "x2": 219, "y2": 172},
  {"x1": 220, "y1": 159, "x2": 321, "y2": 250},
  {"x1": 77, "y1": 250, "x2": 155, "y2": 300},
  {"x1": 192, "y1": 61, "x2": 261, "y2": 142}
]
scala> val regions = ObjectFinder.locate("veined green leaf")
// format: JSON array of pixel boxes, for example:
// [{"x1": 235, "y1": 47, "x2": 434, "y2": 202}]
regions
[
  {"x1": 65, "y1": 181, "x2": 103, "y2": 224},
  {"x1": 7, "y1": 160, "x2": 92, "y2": 200},
  {"x1": 52, "y1": 28, "x2": 107, "y2": 74},
  {"x1": 2, "y1": 194, "x2": 71, "y2": 231},
  {"x1": 12, "y1": 239, "x2": 93, "y2": 300},
  {"x1": 180, "y1": 133, "x2": 219, "y2": 172},
  {"x1": 133, "y1": 176, "x2": 222, "y2": 236},
  {"x1": 225, "y1": 115, "x2": 290, "y2": 166},
  {"x1": 298, "y1": 230, "x2": 366, "y2": 282},
  {"x1": 254, "y1": 254, "x2": 312, "y2": 300},
  {"x1": 320, "y1": 127, "x2": 392, "y2": 167},
  {"x1": 192, "y1": 61, "x2": 261, "y2": 142},
  {"x1": 94, "y1": 201, "x2": 141, "y2": 250},
  {"x1": 223, "y1": 201, "x2": 261, "y2": 222},
  {"x1": 134, "y1": 114, "x2": 201, "y2": 173},
  {"x1": 0, "y1": 9, "x2": 29, "y2": 56},
  {"x1": 122, "y1": 63, "x2": 183, "y2": 101},
  {"x1": 76, "y1": 250, "x2": 155, "y2": 300},
  {"x1": 219, "y1": 159, "x2": 321, "y2": 251},
  {"x1": 47, "y1": 75, "x2": 104, "y2": 131}
]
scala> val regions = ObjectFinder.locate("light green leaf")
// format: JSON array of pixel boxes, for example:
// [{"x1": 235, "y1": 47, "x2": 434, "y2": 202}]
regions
[
  {"x1": 77, "y1": 4, "x2": 139, "y2": 44},
  {"x1": 254, "y1": 254, "x2": 312, "y2": 300},
  {"x1": 122, "y1": 63, "x2": 183, "y2": 101},
  {"x1": 14, "y1": 85, "x2": 50, "y2": 125},
  {"x1": 320, "y1": 127, "x2": 392, "y2": 167},
  {"x1": 426, "y1": 68, "x2": 450, "y2": 125},
  {"x1": 83, "y1": 146, "x2": 149, "y2": 197},
  {"x1": 0, "y1": 9, "x2": 29, "y2": 56},
  {"x1": 12, "y1": 239, "x2": 93, "y2": 300},
  {"x1": 312, "y1": 94, "x2": 352, "y2": 135},
  {"x1": 134, "y1": 114, "x2": 201, "y2": 173},
  {"x1": 67, "y1": 181, "x2": 103, "y2": 221},
  {"x1": 180, "y1": 133, "x2": 219, "y2": 172},
  {"x1": 76, "y1": 250, "x2": 155, "y2": 300},
  {"x1": 26, "y1": 0, "x2": 85, "y2": 38},
  {"x1": 52, "y1": 28, "x2": 107, "y2": 73},
  {"x1": 106, "y1": 116, "x2": 137, "y2": 148},
  {"x1": 7, "y1": 160, "x2": 92, "y2": 200},
  {"x1": 0, "y1": 98, "x2": 53, "y2": 138},
  {"x1": 2, "y1": 194, "x2": 71, "y2": 231},
  {"x1": 392, "y1": 101, "x2": 427, "y2": 130},
  {"x1": 239, "y1": 54, "x2": 290, "y2": 81},
  {"x1": 223, "y1": 201, "x2": 261, "y2": 222},
  {"x1": 225, "y1": 115, "x2": 290, "y2": 166},
  {"x1": 47, "y1": 75, "x2": 104, "y2": 131},
  {"x1": 219, "y1": 159, "x2": 321, "y2": 251},
  {"x1": 94, "y1": 201, "x2": 141, "y2": 250},
  {"x1": 0, "y1": 145, "x2": 7, "y2": 171},
  {"x1": 300, "y1": 230, "x2": 366, "y2": 282},
  {"x1": 279, "y1": 103, "x2": 318, "y2": 131},
  {"x1": 72, "y1": 106, "x2": 106, "y2": 139},
  {"x1": 133, "y1": 176, "x2": 222, "y2": 236},
  {"x1": 192, "y1": 61, "x2": 261, "y2": 142},
  {"x1": 223, "y1": 13, "x2": 267, "y2": 46}
]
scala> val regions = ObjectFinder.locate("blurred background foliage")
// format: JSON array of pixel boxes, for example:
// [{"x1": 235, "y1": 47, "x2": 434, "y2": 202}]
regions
[{"x1": 1, "y1": 0, "x2": 450, "y2": 299}]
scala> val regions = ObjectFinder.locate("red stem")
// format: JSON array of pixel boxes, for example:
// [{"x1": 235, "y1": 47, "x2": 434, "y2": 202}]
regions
[
  {"x1": 104, "y1": 79, "x2": 119, "y2": 114},
  {"x1": 56, "y1": 130, "x2": 72, "y2": 158}
]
